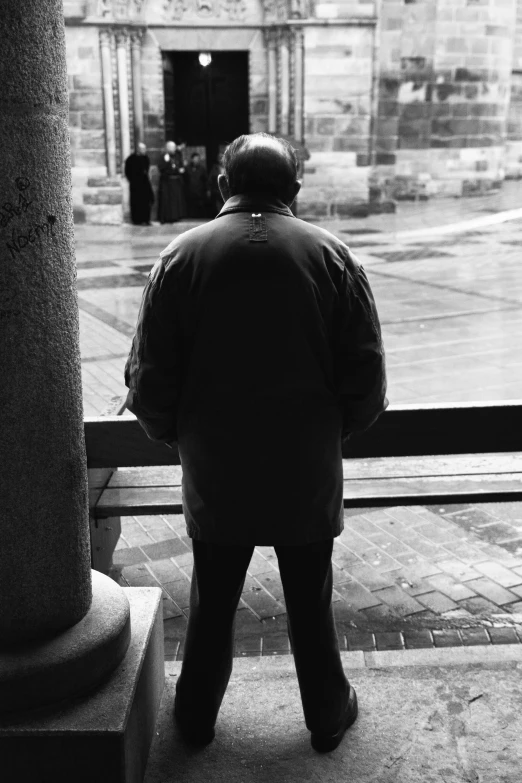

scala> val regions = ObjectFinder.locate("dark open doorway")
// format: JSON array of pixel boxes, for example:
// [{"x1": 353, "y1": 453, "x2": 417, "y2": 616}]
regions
[{"x1": 163, "y1": 51, "x2": 249, "y2": 168}]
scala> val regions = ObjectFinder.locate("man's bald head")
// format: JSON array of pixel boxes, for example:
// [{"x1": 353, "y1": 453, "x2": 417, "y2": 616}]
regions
[{"x1": 221, "y1": 133, "x2": 299, "y2": 204}]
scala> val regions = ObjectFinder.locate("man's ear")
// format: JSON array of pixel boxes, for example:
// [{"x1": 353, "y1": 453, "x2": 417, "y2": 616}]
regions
[
  {"x1": 287, "y1": 179, "x2": 301, "y2": 207},
  {"x1": 218, "y1": 174, "x2": 231, "y2": 203}
]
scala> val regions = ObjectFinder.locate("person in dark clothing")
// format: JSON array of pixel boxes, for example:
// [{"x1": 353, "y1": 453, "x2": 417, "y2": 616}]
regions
[
  {"x1": 185, "y1": 152, "x2": 208, "y2": 218},
  {"x1": 206, "y1": 153, "x2": 224, "y2": 216},
  {"x1": 157, "y1": 140, "x2": 187, "y2": 223},
  {"x1": 124, "y1": 141, "x2": 154, "y2": 225},
  {"x1": 124, "y1": 133, "x2": 387, "y2": 753}
]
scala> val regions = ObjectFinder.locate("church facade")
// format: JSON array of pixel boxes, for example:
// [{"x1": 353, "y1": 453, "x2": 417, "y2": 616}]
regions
[{"x1": 64, "y1": 0, "x2": 522, "y2": 223}]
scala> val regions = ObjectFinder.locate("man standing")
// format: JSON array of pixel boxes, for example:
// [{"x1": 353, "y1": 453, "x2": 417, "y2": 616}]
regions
[
  {"x1": 124, "y1": 141, "x2": 154, "y2": 225},
  {"x1": 124, "y1": 133, "x2": 387, "y2": 753},
  {"x1": 185, "y1": 152, "x2": 208, "y2": 218},
  {"x1": 157, "y1": 140, "x2": 187, "y2": 223}
]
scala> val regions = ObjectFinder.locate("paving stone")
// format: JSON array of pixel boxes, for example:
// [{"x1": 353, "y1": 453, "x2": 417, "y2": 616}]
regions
[
  {"x1": 487, "y1": 627, "x2": 520, "y2": 645},
  {"x1": 496, "y1": 537, "x2": 522, "y2": 555},
  {"x1": 432, "y1": 629, "x2": 463, "y2": 647},
  {"x1": 403, "y1": 629, "x2": 434, "y2": 649},
  {"x1": 261, "y1": 634, "x2": 291, "y2": 655},
  {"x1": 345, "y1": 514, "x2": 381, "y2": 537},
  {"x1": 337, "y1": 530, "x2": 376, "y2": 557},
  {"x1": 359, "y1": 604, "x2": 402, "y2": 623},
  {"x1": 234, "y1": 607, "x2": 263, "y2": 633},
  {"x1": 439, "y1": 542, "x2": 490, "y2": 563},
  {"x1": 241, "y1": 589, "x2": 286, "y2": 619},
  {"x1": 371, "y1": 585, "x2": 426, "y2": 616},
  {"x1": 360, "y1": 548, "x2": 401, "y2": 572},
  {"x1": 345, "y1": 563, "x2": 397, "y2": 591},
  {"x1": 112, "y1": 545, "x2": 147, "y2": 566},
  {"x1": 507, "y1": 584, "x2": 522, "y2": 598},
  {"x1": 458, "y1": 596, "x2": 507, "y2": 615},
  {"x1": 332, "y1": 563, "x2": 352, "y2": 587},
  {"x1": 398, "y1": 561, "x2": 444, "y2": 581},
  {"x1": 474, "y1": 544, "x2": 522, "y2": 567},
  {"x1": 447, "y1": 508, "x2": 497, "y2": 530},
  {"x1": 394, "y1": 552, "x2": 426, "y2": 567},
  {"x1": 415, "y1": 522, "x2": 462, "y2": 546},
  {"x1": 363, "y1": 531, "x2": 412, "y2": 557},
  {"x1": 506, "y1": 602, "x2": 522, "y2": 614},
  {"x1": 334, "y1": 581, "x2": 383, "y2": 611},
  {"x1": 416, "y1": 591, "x2": 459, "y2": 614},
  {"x1": 473, "y1": 561, "x2": 522, "y2": 588},
  {"x1": 375, "y1": 631, "x2": 404, "y2": 651},
  {"x1": 163, "y1": 614, "x2": 188, "y2": 641},
  {"x1": 459, "y1": 627, "x2": 491, "y2": 646},
  {"x1": 164, "y1": 639, "x2": 180, "y2": 659},
  {"x1": 345, "y1": 630, "x2": 376, "y2": 651},
  {"x1": 162, "y1": 595, "x2": 183, "y2": 620},
  {"x1": 163, "y1": 578, "x2": 191, "y2": 610},
  {"x1": 147, "y1": 557, "x2": 184, "y2": 584},
  {"x1": 475, "y1": 523, "x2": 521, "y2": 544},
  {"x1": 382, "y1": 507, "x2": 426, "y2": 528},
  {"x1": 332, "y1": 546, "x2": 364, "y2": 569},
  {"x1": 425, "y1": 573, "x2": 477, "y2": 601},
  {"x1": 140, "y1": 536, "x2": 190, "y2": 560},
  {"x1": 247, "y1": 550, "x2": 279, "y2": 576},
  {"x1": 437, "y1": 559, "x2": 481, "y2": 582},
  {"x1": 404, "y1": 536, "x2": 447, "y2": 559},
  {"x1": 465, "y1": 577, "x2": 519, "y2": 606},
  {"x1": 254, "y1": 571, "x2": 286, "y2": 603}
]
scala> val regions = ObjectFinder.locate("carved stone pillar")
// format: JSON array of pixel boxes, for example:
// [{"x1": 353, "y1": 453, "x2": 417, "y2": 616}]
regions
[
  {"x1": 265, "y1": 28, "x2": 278, "y2": 134},
  {"x1": 288, "y1": 28, "x2": 296, "y2": 138},
  {"x1": 115, "y1": 28, "x2": 131, "y2": 167},
  {"x1": 279, "y1": 28, "x2": 290, "y2": 136},
  {"x1": 293, "y1": 26, "x2": 305, "y2": 142},
  {"x1": 130, "y1": 29, "x2": 144, "y2": 145},
  {"x1": 100, "y1": 29, "x2": 117, "y2": 176}
]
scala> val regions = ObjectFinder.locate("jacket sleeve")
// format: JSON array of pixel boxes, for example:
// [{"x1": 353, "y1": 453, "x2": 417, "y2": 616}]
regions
[
  {"x1": 333, "y1": 253, "x2": 388, "y2": 438},
  {"x1": 124, "y1": 259, "x2": 181, "y2": 443}
]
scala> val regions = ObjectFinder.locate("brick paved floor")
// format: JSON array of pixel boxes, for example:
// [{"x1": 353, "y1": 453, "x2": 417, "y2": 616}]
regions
[{"x1": 114, "y1": 502, "x2": 522, "y2": 660}]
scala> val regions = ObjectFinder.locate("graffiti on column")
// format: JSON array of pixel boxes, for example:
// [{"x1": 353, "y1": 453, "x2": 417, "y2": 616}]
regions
[{"x1": 1, "y1": 177, "x2": 57, "y2": 260}]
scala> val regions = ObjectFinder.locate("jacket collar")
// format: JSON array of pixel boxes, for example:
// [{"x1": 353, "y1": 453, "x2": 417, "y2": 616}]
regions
[{"x1": 216, "y1": 192, "x2": 295, "y2": 218}]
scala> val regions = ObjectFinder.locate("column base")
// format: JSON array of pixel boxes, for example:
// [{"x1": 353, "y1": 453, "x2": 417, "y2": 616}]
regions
[
  {"x1": 0, "y1": 570, "x2": 131, "y2": 713},
  {"x1": 0, "y1": 587, "x2": 164, "y2": 783}
]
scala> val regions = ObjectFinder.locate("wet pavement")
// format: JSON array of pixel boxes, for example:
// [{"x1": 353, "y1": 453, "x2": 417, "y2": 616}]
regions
[
  {"x1": 77, "y1": 181, "x2": 522, "y2": 415},
  {"x1": 79, "y1": 183, "x2": 522, "y2": 655}
]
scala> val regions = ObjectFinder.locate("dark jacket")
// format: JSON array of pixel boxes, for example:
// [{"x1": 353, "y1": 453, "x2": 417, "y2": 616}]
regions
[{"x1": 124, "y1": 193, "x2": 387, "y2": 545}]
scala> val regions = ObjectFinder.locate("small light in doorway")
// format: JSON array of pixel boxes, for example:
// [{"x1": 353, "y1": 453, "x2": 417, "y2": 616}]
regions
[{"x1": 199, "y1": 52, "x2": 212, "y2": 67}]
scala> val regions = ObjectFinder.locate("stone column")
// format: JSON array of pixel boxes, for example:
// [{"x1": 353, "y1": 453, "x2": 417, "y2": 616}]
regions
[
  {"x1": 266, "y1": 28, "x2": 278, "y2": 134},
  {"x1": 288, "y1": 28, "x2": 296, "y2": 139},
  {"x1": 130, "y1": 29, "x2": 144, "y2": 145},
  {"x1": 0, "y1": 0, "x2": 129, "y2": 711},
  {"x1": 279, "y1": 28, "x2": 290, "y2": 135},
  {"x1": 100, "y1": 28, "x2": 117, "y2": 176},
  {"x1": 293, "y1": 27, "x2": 305, "y2": 142},
  {"x1": 115, "y1": 27, "x2": 131, "y2": 167},
  {"x1": 275, "y1": 27, "x2": 283, "y2": 133}
]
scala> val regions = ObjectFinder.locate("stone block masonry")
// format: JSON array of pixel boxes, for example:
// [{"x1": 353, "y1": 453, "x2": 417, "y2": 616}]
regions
[
  {"x1": 63, "y1": 1, "x2": 522, "y2": 222},
  {"x1": 371, "y1": 0, "x2": 519, "y2": 204}
]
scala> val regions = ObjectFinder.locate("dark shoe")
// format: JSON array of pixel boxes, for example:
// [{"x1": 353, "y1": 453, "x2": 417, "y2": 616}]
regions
[
  {"x1": 310, "y1": 685, "x2": 358, "y2": 753},
  {"x1": 173, "y1": 701, "x2": 215, "y2": 746}
]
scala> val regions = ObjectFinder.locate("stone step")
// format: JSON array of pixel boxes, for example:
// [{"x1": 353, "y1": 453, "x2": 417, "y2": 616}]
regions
[{"x1": 145, "y1": 645, "x2": 522, "y2": 782}]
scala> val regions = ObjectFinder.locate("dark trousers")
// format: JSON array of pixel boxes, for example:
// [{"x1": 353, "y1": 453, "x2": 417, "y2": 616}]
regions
[{"x1": 175, "y1": 538, "x2": 350, "y2": 735}]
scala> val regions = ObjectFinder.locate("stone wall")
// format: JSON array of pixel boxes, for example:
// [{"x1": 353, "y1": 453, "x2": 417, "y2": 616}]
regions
[
  {"x1": 66, "y1": 25, "x2": 123, "y2": 224},
  {"x1": 506, "y1": 0, "x2": 522, "y2": 178},
  {"x1": 372, "y1": 0, "x2": 518, "y2": 203},
  {"x1": 299, "y1": 22, "x2": 375, "y2": 217}
]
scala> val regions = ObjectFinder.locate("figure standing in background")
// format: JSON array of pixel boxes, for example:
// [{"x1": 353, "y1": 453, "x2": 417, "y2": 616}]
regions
[
  {"x1": 158, "y1": 141, "x2": 187, "y2": 223},
  {"x1": 124, "y1": 141, "x2": 154, "y2": 226},
  {"x1": 207, "y1": 153, "x2": 224, "y2": 217},
  {"x1": 185, "y1": 152, "x2": 208, "y2": 218}
]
